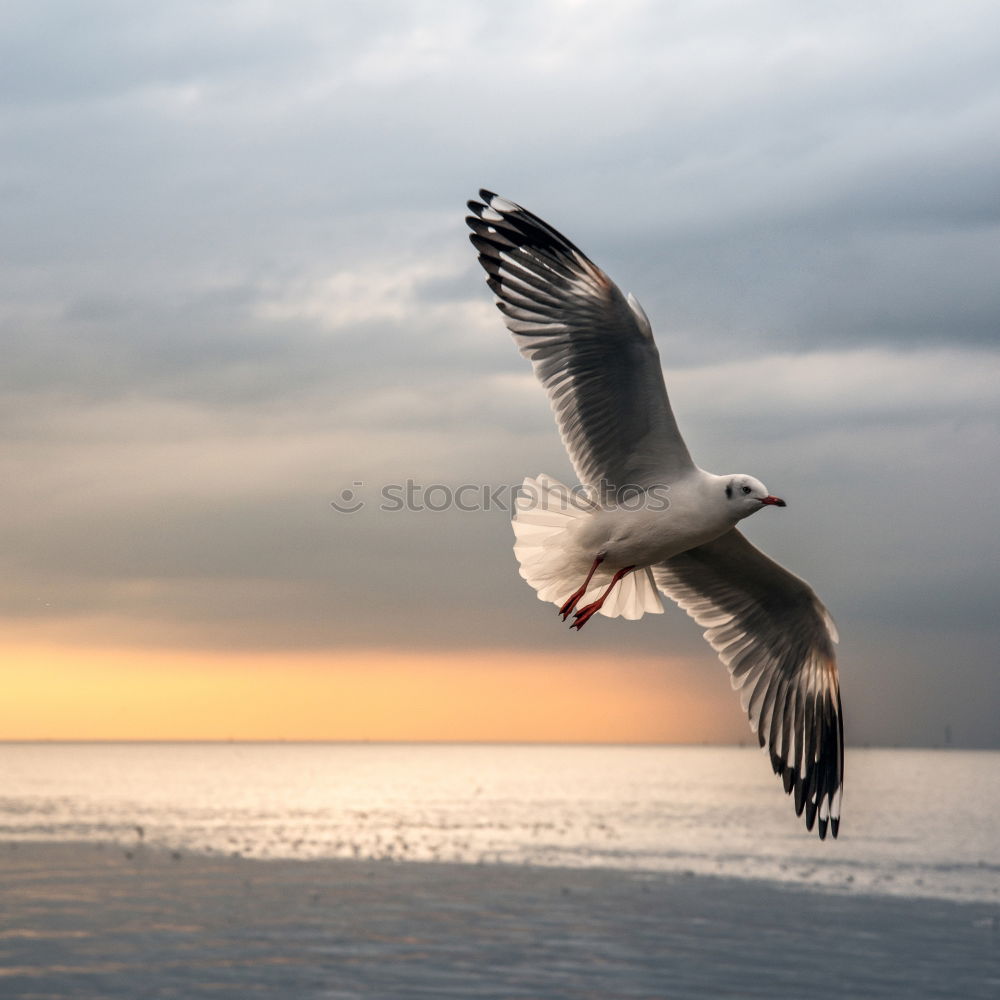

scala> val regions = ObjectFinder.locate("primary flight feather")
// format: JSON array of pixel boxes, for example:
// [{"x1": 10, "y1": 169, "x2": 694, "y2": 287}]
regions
[{"x1": 466, "y1": 190, "x2": 844, "y2": 839}]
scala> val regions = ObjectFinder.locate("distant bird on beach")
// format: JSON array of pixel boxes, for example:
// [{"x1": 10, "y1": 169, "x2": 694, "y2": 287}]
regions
[{"x1": 466, "y1": 190, "x2": 843, "y2": 839}]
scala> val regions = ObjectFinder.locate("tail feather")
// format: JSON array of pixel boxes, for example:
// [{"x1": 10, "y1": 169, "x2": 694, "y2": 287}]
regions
[
  {"x1": 512, "y1": 475, "x2": 663, "y2": 621},
  {"x1": 599, "y1": 566, "x2": 663, "y2": 620}
]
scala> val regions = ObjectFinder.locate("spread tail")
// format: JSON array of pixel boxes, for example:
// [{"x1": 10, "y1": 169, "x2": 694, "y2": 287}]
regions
[{"x1": 512, "y1": 475, "x2": 663, "y2": 621}]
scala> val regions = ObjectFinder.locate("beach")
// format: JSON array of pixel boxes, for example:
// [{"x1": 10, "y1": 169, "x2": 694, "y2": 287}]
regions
[{"x1": 2, "y1": 841, "x2": 998, "y2": 1000}]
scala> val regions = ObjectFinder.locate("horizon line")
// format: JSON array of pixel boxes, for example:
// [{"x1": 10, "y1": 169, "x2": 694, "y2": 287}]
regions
[{"x1": 0, "y1": 738, "x2": 988, "y2": 750}]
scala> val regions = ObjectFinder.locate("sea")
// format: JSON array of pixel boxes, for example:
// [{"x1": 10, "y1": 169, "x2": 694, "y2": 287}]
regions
[{"x1": 1, "y1": 742, "x2": 997, "y2": 905}]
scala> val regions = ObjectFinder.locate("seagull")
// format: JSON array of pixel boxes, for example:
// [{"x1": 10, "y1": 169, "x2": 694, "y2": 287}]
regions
[{"x1": 466, "y1": 190, "x2": 844, "y2": 839}]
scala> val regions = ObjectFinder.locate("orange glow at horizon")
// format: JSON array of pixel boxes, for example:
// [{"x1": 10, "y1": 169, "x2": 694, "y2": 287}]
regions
[{"x1": 0, "y1": 642, "x2": 743, "y2": 743}]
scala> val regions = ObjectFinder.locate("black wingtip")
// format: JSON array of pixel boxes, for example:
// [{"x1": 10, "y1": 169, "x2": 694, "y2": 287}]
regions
[
  {"x1": 805, "y1": 798, "x2": 817, "y2": 830},
  {"x1": 464, "y1": 189, "x2": 593, "y2": 266}
]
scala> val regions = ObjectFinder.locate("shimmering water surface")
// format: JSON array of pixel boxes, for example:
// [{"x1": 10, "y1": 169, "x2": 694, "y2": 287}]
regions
[{"x1": 2, "y1": 743, "x2": 997, "y2": 903}]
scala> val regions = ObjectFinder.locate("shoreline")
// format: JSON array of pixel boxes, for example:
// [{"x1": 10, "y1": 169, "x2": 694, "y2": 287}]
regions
[
  {"x1": 2, "y1": 830, "x2": 996, "y2": 907},
  {"x1": 3, "y1": 840, "x2": 998, "y2": 999}
]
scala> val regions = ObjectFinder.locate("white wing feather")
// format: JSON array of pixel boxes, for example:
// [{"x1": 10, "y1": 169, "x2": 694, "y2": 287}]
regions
[
  {"x1": 653, "y1": 529, "x2": 844, "y2": 838},
  {"x1": 467, "y1": 190, "x2": 695, "y2": 491}
]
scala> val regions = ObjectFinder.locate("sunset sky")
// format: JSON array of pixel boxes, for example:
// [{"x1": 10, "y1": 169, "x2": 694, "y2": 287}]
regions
[{"x1": 3, "y1": 1, "x2": 999, "y2": 745}]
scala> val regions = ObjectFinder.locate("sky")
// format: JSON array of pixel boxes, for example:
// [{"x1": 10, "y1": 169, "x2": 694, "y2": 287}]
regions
[{"x1": 2, "y1": 0, "x2": 999, "y2": 745}]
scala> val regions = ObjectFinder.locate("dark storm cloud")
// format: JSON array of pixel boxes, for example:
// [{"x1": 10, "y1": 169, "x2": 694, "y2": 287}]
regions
[{"x1": 3, "y1": 0, "x2": 999, "y2": 745}]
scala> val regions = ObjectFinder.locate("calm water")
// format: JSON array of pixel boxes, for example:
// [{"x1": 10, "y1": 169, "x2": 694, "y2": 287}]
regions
[{"x1": 1, "y1": 743, "x2": 997, "y2": 903}]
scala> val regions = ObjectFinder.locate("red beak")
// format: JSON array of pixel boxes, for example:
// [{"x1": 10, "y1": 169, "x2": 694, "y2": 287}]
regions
[{"x1": 761, "y1": 496, "x2": 786, "y2": 507}]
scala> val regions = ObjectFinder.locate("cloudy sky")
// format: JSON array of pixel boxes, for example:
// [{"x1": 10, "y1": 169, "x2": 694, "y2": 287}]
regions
[{"x1": 3, "y1": 0, "x2": 998, "y2": 746}]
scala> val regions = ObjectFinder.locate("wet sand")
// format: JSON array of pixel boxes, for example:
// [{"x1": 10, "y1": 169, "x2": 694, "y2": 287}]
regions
[{"x1": 1, "y1": 841, "x2": 998, "y2": 999}]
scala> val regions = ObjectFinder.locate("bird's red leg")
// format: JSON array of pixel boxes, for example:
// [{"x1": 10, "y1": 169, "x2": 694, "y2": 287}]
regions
[
  {"x1": 570, "y1": 565, "x2": 635, "y2": 630},
  {"x1": 559, "y1": 556, "x2": 604, "y2": 621}
]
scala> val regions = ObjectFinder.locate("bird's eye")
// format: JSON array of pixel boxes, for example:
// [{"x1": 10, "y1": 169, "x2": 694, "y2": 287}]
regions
[{"x1": 741, "y1": 486, "x2": 752, "y2": 495}]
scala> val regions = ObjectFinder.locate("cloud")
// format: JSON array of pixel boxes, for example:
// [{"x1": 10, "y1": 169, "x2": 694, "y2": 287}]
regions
[{"x1": 2, "y1": 0, "x2": 999, "y2": 744}]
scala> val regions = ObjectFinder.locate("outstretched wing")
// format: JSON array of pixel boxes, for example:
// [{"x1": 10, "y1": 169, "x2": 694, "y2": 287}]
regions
[
  {"x1": 466, "y1": 190, "x2": 695, "y2": 491},
  {"x1": 653, "y1": 529, "x2": 844, "y2": 839}
]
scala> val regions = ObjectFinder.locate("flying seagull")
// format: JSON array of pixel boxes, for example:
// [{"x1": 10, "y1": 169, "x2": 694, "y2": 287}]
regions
[{"x1": 466, "y1": 190, "x2": 844, "y2": 839}]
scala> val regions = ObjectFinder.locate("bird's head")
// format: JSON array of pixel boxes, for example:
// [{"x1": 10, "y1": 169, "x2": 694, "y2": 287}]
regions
[{"x1": 724, "y1": 475, "x2": 786, "y2": 520}]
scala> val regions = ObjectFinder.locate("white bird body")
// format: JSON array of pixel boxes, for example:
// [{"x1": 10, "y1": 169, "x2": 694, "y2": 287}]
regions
[
  {"x1": 516, "y1": 469, "x2": 763, "y2": 599},
  {"x1": 467, "y1": 190, "x2": 844, "y2": 839}
]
